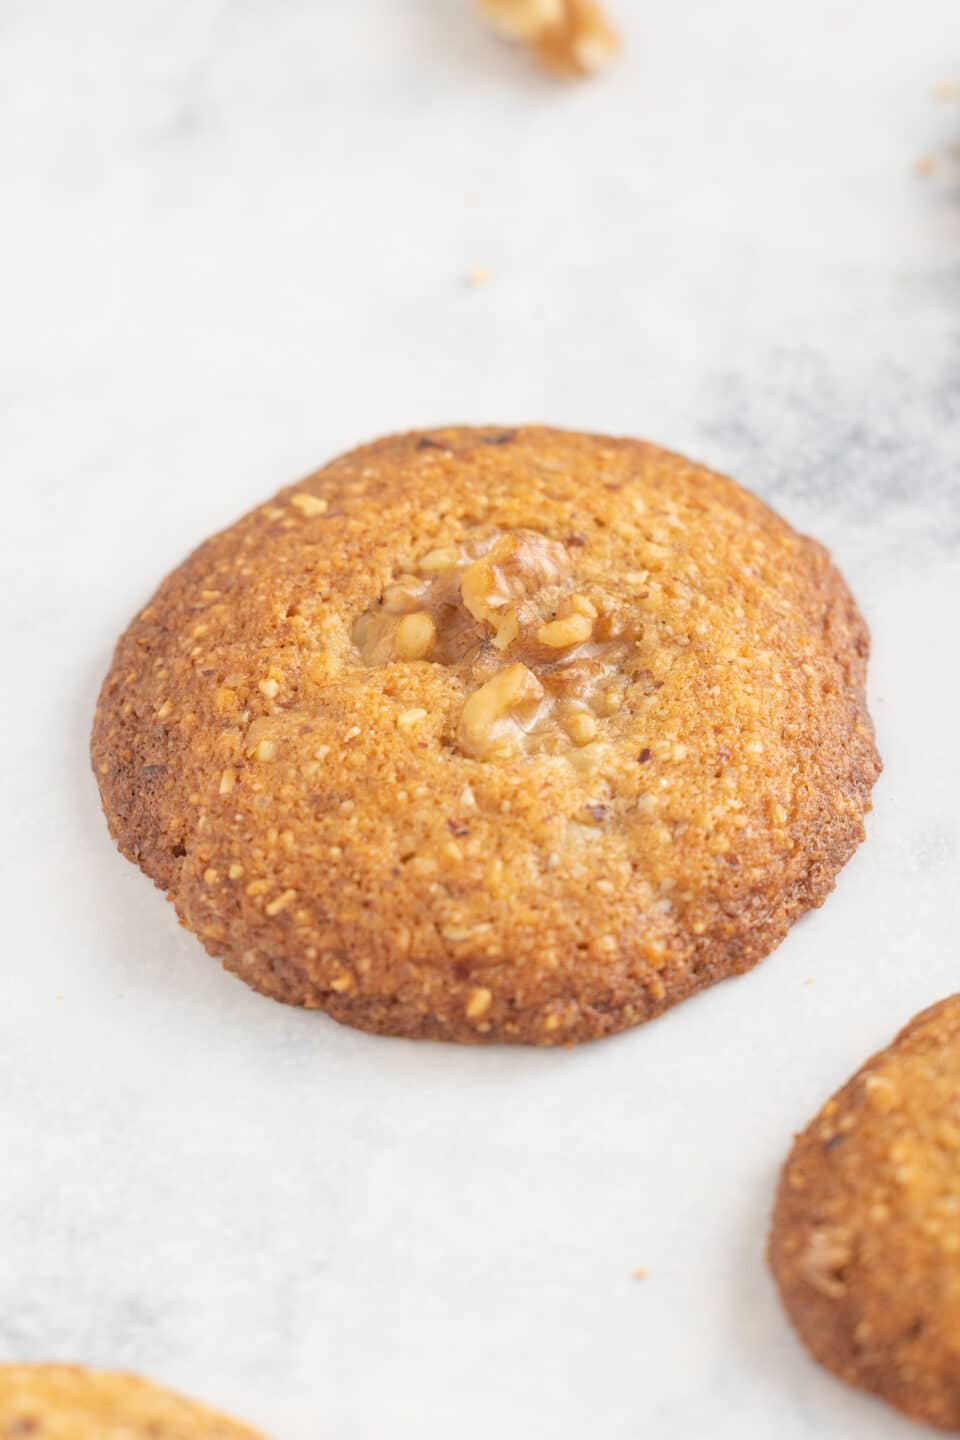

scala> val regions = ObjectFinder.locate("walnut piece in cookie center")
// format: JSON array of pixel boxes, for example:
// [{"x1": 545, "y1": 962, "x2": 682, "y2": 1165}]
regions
[{"x1": 352, "y1": 529, "x2": 633, "y2": 760}]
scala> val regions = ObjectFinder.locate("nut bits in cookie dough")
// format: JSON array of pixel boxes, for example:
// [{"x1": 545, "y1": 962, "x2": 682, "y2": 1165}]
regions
[
  {"x1": 0, "y1": 1364, "x2": 269, "y2": 1439},
  {"x1": 92, "y1": 427, "x2": 880, "y2": 1045},
  {"x1": 769, "y1": 996, "x2": 960, "y2": 1432}
]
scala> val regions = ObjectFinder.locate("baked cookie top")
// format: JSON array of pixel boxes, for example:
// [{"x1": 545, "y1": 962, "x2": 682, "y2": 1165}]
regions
[
  {"x1": 92, "y1": 426, "x2": 880, "y2": 1044},
  {"x1": 770, "y1": 996, "x2": 960, "y2": 1431},
  {"x1": 0, "y1": 1365, "x2": 266, "y2": 1438}
]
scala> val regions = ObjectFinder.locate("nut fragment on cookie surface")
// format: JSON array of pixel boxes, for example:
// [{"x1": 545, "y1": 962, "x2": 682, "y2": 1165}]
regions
[
  {"x1": 397, "y1": 706, "x2": 428, "y2": 729},
  {"x1": 395, "y1": 610, "x2": 436, "y2": 660},
  {"x1": 0, "y1": 1363, "x2": 269, "y2": 1439},
  {"x1": 458, "y1": 661, "x2": 544, "y2": 758},
  {"x1": 466, "y1": 985, "x2": 493, "y2": 1019},
  {"x1": 537, "y1": 611, "x2": 593, "y2": 647},
  {"x1": 769, "y1": 996, "x2": 960, "y2": 1431},
  {"x1": 92, "y1": 424, "x2": 880, "y2": 1046},
  {"x1": 290, "y1": 491, "x2": 327, "y2": 516}
]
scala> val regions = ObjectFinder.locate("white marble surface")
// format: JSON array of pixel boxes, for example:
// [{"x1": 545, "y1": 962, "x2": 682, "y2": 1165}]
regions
[{"x1": 2, "y1": 2, "x2": 959, "y2": 1436}]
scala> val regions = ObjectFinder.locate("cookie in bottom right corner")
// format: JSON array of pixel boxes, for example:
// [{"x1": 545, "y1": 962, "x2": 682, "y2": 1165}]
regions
[{"x1": 769, "y1": 995, "x2": 960, "y2": 1431}]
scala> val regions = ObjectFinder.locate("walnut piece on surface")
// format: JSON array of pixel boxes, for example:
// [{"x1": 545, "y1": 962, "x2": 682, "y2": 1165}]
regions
[{"x1": 476, "y1": 0, "x2": 619, "y2": 77}]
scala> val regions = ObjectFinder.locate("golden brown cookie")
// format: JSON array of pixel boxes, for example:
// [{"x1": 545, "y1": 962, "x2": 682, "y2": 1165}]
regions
[
  {"x1": 0, "y1": 1364, "x2": 267, "y2": 1438},
  {"x1": 769, "y1": 996, "x2": 960, "y2": 1430},
  {"x1": 92, "y1": 426, "x2": 880, "y2": 1045}
]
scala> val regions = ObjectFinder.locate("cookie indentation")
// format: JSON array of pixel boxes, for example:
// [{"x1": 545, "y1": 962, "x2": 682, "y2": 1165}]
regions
[{"x1": 353, "y1": 529, "x2": 636, "y2": 760}]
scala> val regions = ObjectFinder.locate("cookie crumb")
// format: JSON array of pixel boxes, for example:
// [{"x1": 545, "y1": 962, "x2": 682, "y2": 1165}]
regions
[
  {"x1": 290, "y1": 493, "x2": 328, "y2": 517},
  {"x1": 632, "y1": 1265, "x2": 648, "y2": 1280}
]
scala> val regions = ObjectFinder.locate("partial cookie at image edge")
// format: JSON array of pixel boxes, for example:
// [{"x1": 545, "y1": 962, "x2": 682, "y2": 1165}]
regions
[
  {"x1": 0, "y1": 1364, "x2": 269, "y2": 1439},
  {"x1": 769, "y1": 995, "x2": 960, "y2": 1432}
]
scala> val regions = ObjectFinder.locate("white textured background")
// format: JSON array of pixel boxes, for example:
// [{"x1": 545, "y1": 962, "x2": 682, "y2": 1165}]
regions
[{"x1": 1, "y1": 3, "x2": 959, "y2": 1436}]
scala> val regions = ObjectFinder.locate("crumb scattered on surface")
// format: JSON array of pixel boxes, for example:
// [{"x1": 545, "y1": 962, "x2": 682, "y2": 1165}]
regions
[
  {"x1": 465, "y1": 267, "x2": 492, "y2": 287},
  {"x1": 632, "y1": 1265, "x2": 648, "y2": 1280},
  {"x1": 915, "y1": 153, "x2": 937, "y2": 176},
  {"x1": 934, "y1": 80, "x2": 960, "y2": 101}
]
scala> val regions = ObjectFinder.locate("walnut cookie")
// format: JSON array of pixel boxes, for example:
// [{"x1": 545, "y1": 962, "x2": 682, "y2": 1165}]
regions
[
  {"x1": 92, "y1": 426, "x2": 880, "y2": 1045},
  {"x1": 769, "y1": 996, "x2": 960, "y2": 1432},
  {"x1": 0, "y1": 1364, "x2": 268, "y2": 1438}
]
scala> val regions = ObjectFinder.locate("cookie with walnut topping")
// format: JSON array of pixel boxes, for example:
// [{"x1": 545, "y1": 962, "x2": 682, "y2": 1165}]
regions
[
  {"x1": 91, "y1": 426, "x2": 880, "y2": 1044},
  {"x1": 769, "y1": 996, "x2": 960, "y2": 1431},
  {"x1": 0, "y1": 1364, "x2": 268, "y2": 1438}
]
